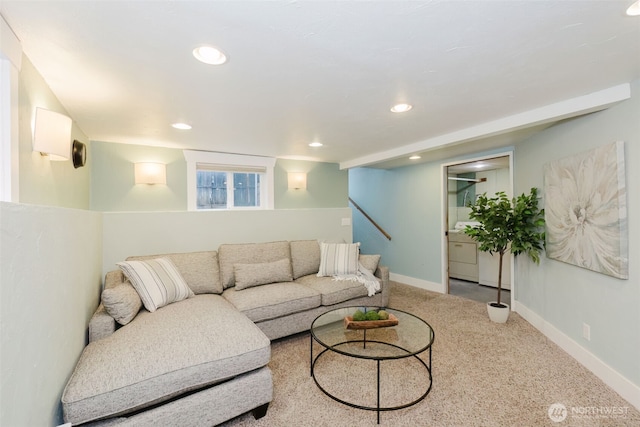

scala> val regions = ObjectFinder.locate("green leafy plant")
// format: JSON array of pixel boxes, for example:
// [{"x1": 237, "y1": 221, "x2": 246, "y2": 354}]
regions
[{"x1": 464, "y1": 187, "x2": 545, "y2": 307}]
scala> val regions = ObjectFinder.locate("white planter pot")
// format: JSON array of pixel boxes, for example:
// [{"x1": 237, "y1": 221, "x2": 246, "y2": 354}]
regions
[{"x1": 487, "y1": 302, "x2": 510, "y2": 323}]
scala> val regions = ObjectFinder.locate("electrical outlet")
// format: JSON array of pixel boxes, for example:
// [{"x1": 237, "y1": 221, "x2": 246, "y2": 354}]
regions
[
  {"x1": 341, "y1": 218, "x2": 351, "y2": 226},
  {"x1": 582, "y1": 323, "x2": 591, "y2": 341}
]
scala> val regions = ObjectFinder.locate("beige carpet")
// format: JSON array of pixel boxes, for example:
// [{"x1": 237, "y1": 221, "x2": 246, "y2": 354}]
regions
[{"x1": 221, "y1": 282, "x2": 640, "y2": 426}]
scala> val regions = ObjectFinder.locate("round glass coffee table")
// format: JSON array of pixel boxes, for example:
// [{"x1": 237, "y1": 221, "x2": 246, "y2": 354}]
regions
[{"x1": 310, "y1": 307, "x2": 434, "y2": 424}]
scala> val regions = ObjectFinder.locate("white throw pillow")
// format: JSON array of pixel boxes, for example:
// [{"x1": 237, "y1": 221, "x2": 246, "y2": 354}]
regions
[
  {"x1": 117, "y1": 258, "x2": 194, "y2": 312},
  {"x1": 317, "y1": 242, "x2": 360, "y2": 276}
]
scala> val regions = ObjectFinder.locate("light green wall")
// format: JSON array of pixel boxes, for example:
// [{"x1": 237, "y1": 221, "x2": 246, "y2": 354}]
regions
[
  {"x1": 4, "y1": 53, "x2": 98, "y2": 426},
  {"x1": 90, "y1": 141, "x2": 348, "y2": 211},
  {"x1": 349, "y1": 79, "x2": 640, "y2": 391},
  {"x1": 514, "y1": 79, "x2": 639, "y2": 387},
  {"x1": 349, "y1": 147, "x2": 511, "y2": 281},
  {"x1": 18, "y1": 55, "x2": 90, "y2": 209},
  {"x1": 90, "y1": 141, "x2": 186, "y2": 211},
  {"x1": 275, "y1": 159, "x2": 348, "y2": 209}
]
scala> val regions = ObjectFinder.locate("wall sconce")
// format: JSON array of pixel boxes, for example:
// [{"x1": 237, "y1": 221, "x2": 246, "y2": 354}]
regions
[
  {"x1": 135, "y1": 162, "x2": 166, "y2": 185},
  {"x1": 32, "y1": 107, "x2": 72, "y2": 160},
  {"x1": 288, "y1": 172, "x2": 307, "y2": 190}
]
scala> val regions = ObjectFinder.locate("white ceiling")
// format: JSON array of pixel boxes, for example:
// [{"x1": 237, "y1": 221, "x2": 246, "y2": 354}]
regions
[{"x1": 1, "y1": 1, "x2": 639, "y2": 169}]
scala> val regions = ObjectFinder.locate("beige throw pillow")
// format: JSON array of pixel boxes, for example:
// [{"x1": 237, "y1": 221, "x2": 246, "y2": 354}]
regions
[
  {"x1": 359, "y1": 254, "x2": 381, "y2": 273},
  {"x1": 101, "y1": 282, "x2": 143, "y2": 325},
  {"x1": 126, "y1": 251, "x2": 222, "y2": 294},
  {"x1": 218, "y1": 241, "x2": 291, "y2": 289},
  {"x1": 290, "y1": 240, "x2": 321, "y2": 279},
  {"x1": 234, "y1": 258, "x2": 293, "y2": 290}
]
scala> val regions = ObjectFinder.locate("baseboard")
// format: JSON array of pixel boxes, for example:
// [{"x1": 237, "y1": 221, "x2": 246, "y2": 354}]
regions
[
  {"x1": 514, "y1": 301, "x2": 640, "y2": 411},
  {"x1": 389, "y1": 273, "x2": 445, "y2": 294}
]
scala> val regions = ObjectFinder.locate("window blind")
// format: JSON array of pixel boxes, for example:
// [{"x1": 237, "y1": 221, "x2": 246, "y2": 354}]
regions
[{"x1": 196, "y1": 163, "x2": 267, "y2": 173}]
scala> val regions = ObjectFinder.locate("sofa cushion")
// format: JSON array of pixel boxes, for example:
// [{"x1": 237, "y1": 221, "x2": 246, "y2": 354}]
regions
[
  {"x1": 234, "y1": 258, "x2": 293, "y2": 291},
  {"x1": 218, "y1": 241, "x2": 291, "y2": 289},
  {"x1": 317, "y1": 242, "x2": 360, "y2": 276},
  {"x1": 62, "y1": 295, "x2": 270, "y2": 425},
  {"x1": 101, "y1": 282, "x2": 142, "y2": 325},
  {"x1": 295, "y1": 274, "x2": 372, "y2": 305},
  {"x1": 290, "y1": 240, "x2": 321, "y2": 279},
  {"x1": 222, "y1": 283, "x2": 321, "y2": 322},
  {"x1": 127, "y1": 251, "x2": 222, "y2": 295},
  {"x1": 117, "y1": 258, "x2": 194, "y2": 312},
  {"x1": 359, "y1": 254, "x2": 381, "y2": 273}
]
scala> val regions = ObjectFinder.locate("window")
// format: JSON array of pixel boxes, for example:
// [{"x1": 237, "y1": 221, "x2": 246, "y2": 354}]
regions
[
  {"x1": 184, "y1": 151, "x2": 275, "y2": 211},
  {"x1": 196, "y1": 168, "x2": 261, "y2": 209}
]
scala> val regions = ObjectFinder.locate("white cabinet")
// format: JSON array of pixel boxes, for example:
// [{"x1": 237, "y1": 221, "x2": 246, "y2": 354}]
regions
[{"x1": 448, "y1": 232, "x2": 478, "y2": 282}]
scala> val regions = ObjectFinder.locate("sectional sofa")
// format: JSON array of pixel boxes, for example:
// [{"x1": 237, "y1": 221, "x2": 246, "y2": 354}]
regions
[{"x1": 61, "y1": 240, "x2": 389, "y2": 426}]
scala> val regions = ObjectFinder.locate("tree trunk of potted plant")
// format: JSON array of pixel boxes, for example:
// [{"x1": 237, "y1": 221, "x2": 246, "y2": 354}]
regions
[{"x1": 486, "y1": 249, "x2": 509, "y2": 322}]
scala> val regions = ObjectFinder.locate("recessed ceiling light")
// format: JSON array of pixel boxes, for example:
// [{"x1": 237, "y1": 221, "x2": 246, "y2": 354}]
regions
[
  {"x1": 193, "y1": 46, "x2": 227, "y2": 65},
  {"x1": 409, "y1": 155, "x2": 421, "y2": 160},
  {"x1": 391, "y1": 103, "x2": 413, "y2": 113},
  {"x1": 308, "y1": 142, "x2": 323, "y2": 147},
  {"x1": 172, "y1": 123, "x2": 192, "y2": 130},
  {"x1": 627, "y1": 0, "x2": 640, "y2": 16}
]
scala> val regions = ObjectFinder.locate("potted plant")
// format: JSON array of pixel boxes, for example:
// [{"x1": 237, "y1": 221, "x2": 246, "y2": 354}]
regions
[{"x1": 464, "y1": 187, "x2": 545, "y2": 323}]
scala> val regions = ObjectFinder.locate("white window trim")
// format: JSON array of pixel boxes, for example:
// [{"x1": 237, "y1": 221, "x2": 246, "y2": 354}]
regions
[
  {"x1": 183, "y1": 150, "x2": 276, "y2": 211},
  {"x1": 1, "y1": 16, "x2": 22, "y2": 203}
]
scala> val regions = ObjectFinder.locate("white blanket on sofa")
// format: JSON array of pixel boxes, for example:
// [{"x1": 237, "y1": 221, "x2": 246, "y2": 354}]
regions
[{"x1": 332, "y1": 262, "x2": 380, "y2": 297}]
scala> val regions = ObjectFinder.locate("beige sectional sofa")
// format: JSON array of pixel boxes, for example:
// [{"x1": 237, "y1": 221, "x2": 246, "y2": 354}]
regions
[{"x1": 62, "y1": 240, "x2": 389, "y2": 426}]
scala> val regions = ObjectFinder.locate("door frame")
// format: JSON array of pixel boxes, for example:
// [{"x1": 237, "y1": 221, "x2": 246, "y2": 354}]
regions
[{"x1": 440, "y1": 150, "x2": 515, "y2": 308}]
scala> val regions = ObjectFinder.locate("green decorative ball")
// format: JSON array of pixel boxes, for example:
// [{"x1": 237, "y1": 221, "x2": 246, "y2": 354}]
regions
[
  {"x1": 353, "y1": 309, "x2": 366, "y2": 321},
  {"x1": 365, "y1": 310, "x2": 380, "y2": 321},
  {"x1": 378, "y1": 310, "x2": 389, "y2": 320}
]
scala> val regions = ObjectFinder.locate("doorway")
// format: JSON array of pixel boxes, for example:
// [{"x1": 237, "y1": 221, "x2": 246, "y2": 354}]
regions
[{"x1": 443, "y1": 153, "x2": 513, "y2": 305}]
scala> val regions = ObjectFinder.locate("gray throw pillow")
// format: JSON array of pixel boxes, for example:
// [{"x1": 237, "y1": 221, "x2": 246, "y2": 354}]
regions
[
  {"x1": 101, "y1": 282, "x2": 143, "y2": 325},
  {"x1": 234, "y1": 258, "x2": 293, "y2": 290}
]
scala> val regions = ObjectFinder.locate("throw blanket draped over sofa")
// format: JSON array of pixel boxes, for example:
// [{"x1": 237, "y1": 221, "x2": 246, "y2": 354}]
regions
[{"x1": 62, "y1": 240, "x2": 390, "y2": 426}]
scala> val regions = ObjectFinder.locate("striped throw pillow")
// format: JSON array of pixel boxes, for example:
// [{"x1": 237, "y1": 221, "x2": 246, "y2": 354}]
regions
[
  {"x1": 117, "y1": 258, "x2": 194, "y2": 312},
  {"x1": 317, "y1": 242, "x2": 360, "y2": 276}
]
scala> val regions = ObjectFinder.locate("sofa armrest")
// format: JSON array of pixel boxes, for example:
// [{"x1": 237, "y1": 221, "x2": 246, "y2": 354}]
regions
[
  {"x1": 89, "y1": 303, "x2": 116, "y2": 343},
  {"x1": 88, "y1": 269, "x2": 128, "y2": 343},
  {"x1": 374, "y1": 265, "x2": 390, "y2": 307}
]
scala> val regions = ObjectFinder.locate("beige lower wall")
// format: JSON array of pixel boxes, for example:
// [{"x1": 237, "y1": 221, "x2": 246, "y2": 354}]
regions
[
  {"x1": 101, "y1": 208, "x2": 353, "y2": 277},
  {"x1": 0, "y1": 203, "x2": 351, "y2": 426},
  {"x1": 0, "y1": 202, "x2": 103, "y2": 426}
]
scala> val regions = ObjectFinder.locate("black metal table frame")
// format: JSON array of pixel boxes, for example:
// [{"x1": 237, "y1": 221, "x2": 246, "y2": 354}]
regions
[{"x1": 309, "y1": 308, "x2": 434, "y2": 424}]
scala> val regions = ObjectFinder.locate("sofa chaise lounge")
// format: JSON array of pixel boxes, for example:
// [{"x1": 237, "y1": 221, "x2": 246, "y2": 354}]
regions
[{"x1": 61, "y1": 240, "x2": 389, "y2": 426}]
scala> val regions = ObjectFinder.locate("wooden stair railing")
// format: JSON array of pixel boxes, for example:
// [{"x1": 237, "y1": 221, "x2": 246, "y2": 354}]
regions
[{"x1": 348, "y1": 197, "x2": 392, "y2": 241}]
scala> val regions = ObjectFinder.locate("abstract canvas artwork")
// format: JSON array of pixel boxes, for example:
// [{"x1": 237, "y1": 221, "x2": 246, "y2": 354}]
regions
[{"x1": 543, "y1": 141, "x2": 628, "y2": 279}]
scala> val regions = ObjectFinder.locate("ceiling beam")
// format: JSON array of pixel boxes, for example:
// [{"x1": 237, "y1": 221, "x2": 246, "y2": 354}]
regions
[{"x1": 340, "y1": 83, "x2": 631, "y2": 170}]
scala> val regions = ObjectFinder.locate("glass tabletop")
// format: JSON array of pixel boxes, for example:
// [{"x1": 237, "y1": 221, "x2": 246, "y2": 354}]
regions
[{"x1": 310, "y1": 307, "x2": 434, "y2": 360}]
